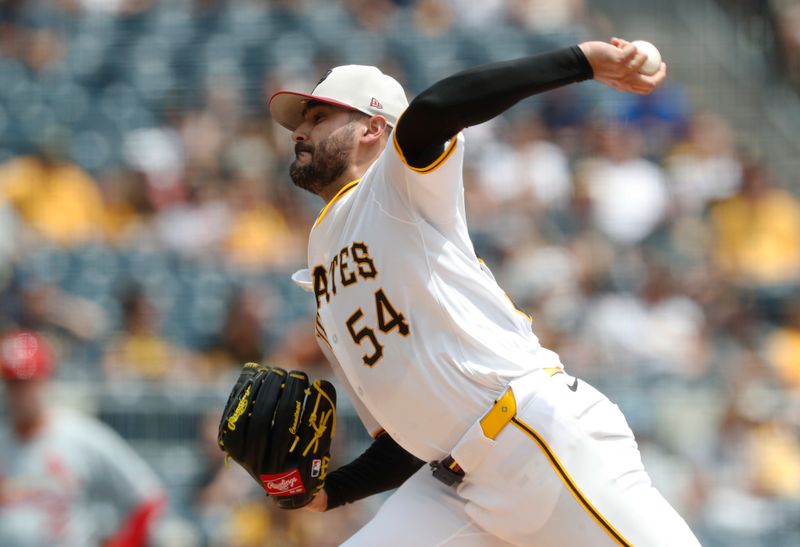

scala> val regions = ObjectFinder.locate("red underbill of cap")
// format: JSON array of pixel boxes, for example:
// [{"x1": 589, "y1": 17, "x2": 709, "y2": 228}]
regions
[{"x1": 268, "y1": 90, "x2": 364, "y2": 131}]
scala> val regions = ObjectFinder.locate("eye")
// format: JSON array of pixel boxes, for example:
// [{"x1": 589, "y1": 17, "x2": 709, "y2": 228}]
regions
[{"x1": 313, "y1": 113, "x2": 325, "y2": 124}]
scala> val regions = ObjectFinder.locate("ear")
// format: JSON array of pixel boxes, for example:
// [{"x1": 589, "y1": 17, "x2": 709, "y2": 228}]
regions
[{"x1": 359, "y1": 116, "x2": 389, "y2": 145}]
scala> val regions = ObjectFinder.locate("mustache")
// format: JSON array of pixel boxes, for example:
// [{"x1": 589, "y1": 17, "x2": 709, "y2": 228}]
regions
[{"x1": 294, "y1": 143, "x2": 314, "y2": 156}]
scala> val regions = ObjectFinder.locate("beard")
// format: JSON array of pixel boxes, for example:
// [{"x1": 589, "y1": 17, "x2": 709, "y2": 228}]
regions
[{"x1": 289, "y1": 127, "x2": 354, "y2": 195}]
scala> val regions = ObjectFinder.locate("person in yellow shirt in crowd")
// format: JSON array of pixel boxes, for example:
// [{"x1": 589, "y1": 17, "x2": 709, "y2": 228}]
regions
[
  {"x1": 765, "y1": 302, "x2": 800, "y2": 389},
  {"x1": 223, "y1": 175, "x2": 304, "y2": 269},
  {"x1": 0, "y1": 135, "x2": 106, "y2": 247},
  {"x1": 102, "y1": 287, "x2": 194, "y2": 382},
  {"x1": 747, "y1": 419, "x2": 800, "y2": 500},
  {"x1": 710, "y1": 162, "x2": 800, "y2": 289},
  {"x1": 98, "y1": 168, "x2": 156, "y2": 245}
]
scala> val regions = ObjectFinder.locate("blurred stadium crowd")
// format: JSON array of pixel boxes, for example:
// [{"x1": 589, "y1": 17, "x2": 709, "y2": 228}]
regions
[
  {"x1": 0, "y1": 0, "x2": 798, "y2": 546},
  {"x1": 718, "y1": 0, "x2": 800, "y2": 92}
]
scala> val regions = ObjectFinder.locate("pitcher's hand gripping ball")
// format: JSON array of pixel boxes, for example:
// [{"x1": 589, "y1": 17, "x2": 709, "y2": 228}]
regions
[
  {"x1": 631, "y1": 40, "x2": 662, "y2": 75},
  {"x1": 218, "y1": 363, "x2": 337, "y2": 509}
]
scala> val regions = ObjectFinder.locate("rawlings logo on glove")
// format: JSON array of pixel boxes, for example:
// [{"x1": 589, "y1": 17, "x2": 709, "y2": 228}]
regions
[
  {"x1": 261, "y1": 470, "x2": 305, "y2": 496},
  {"x1": 218, "y1": 364, "x2": 337, "y2": 509}
]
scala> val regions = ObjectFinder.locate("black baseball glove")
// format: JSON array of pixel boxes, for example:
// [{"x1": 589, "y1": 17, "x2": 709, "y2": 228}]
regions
[{"x1": 218, "y1": 363, "x2": 337, "y2": 509}]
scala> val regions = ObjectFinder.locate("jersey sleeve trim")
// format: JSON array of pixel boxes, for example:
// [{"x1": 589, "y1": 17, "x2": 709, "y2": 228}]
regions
[
  {"x1": 392, "y1": 128, "x2": 459, "y2": 174},
  {"x1": 313, "y1": 178, "x2": 361, "y2": 227}
]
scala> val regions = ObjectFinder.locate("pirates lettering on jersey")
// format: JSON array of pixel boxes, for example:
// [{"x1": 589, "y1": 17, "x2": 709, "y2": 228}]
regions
[
  {"x1": 312, "y1": 241, "x2": 410, "y2": 367},
  {"x1": 313, "y1": 241, "x2": 378, "y2": 309}
]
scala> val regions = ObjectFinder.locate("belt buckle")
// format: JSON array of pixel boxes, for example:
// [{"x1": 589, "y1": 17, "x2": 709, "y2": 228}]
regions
[{"x1": 430, "y1": 457, "x2": 464, "y2": 486}]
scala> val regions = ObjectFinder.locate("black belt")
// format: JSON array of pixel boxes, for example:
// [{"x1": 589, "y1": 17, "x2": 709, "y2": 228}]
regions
[{"x1": 430, "y1": 455, "x2": 465, "y2": 486}]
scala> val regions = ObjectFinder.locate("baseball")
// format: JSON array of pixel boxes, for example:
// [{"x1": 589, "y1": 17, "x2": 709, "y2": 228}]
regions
[{"x1": 631, "y1": 40, "x2": 662, "y2": 75}]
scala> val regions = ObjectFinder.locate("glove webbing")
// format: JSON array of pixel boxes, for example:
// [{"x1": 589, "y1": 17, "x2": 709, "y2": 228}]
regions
[{"x1": 301, "y1": 382, "x2": 337, "y2": 457}]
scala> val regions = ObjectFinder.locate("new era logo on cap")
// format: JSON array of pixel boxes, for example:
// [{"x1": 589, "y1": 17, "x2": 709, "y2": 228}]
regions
[{"x1": 369, "y1": 97, "x2": 383, "y2": 110}]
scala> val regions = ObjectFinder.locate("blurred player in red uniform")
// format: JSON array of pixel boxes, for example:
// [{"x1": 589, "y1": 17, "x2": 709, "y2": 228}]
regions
[{"x1": 0, "y1": 330, "x2": 165, "y2": 547}]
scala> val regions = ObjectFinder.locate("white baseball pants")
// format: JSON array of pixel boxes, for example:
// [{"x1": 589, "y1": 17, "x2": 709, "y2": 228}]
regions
[{"x1": 342, "y1": 370, "x2": 701, "y2": 546}]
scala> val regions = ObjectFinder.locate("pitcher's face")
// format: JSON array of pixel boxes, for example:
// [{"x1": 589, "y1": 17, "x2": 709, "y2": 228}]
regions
[{"x1": 289, "y1": 104, "x2": 360, "y2": 196}]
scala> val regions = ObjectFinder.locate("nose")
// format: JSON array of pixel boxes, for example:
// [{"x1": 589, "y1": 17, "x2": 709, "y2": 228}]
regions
[{"x1": 292, "y1": 122, "x2": 310, "y2": 143}]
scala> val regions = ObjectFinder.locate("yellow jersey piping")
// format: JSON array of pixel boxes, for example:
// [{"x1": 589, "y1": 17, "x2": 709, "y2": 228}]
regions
[
  {"x1": 392, "y1": 129, "x2": 459, "y2": 174},
  {"x1": 511, "y1": 417, "x2": 633, "y2": 547},
  {"x1": 314, "y1": 179, "x2": 360, "y2": 227}
]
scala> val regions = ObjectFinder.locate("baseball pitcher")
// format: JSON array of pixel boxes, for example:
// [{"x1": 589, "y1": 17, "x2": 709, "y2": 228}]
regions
[{"x1": 222, "y1": 38, "x2": 702, "y2": 546}]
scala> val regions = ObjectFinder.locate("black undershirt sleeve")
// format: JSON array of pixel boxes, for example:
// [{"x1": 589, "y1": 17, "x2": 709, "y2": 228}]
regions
[
  {"x1": 395, "y1": 45, "x2": 593, "y2": 168},
  {"x1": 324, "y1": 432, "x2": 425, "y2": 510}
]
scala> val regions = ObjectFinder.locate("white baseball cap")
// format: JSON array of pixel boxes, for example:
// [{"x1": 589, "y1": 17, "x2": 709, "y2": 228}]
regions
[{"x1": 269, "y1": 65, "x2": 409, "y2": 131}]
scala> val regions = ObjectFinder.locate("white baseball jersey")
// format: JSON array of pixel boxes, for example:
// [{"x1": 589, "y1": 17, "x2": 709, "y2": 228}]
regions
[
  {"x1": 295, "y1": 133, "x2": 562, "y2": 461},
  {"x1": 293, "y1": 131, "x2": 700, "y2": 547},
  {"x1": 0, "y1": 408, "x2": 163, "y2": 547}
]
